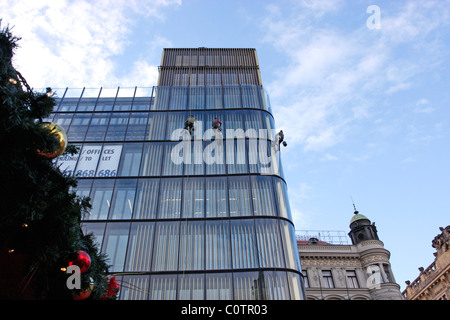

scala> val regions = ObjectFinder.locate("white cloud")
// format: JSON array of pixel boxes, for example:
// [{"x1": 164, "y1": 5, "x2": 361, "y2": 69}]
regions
[
  {"x1": 0, "y1": 0, "x2": 181, "y2": 88},
  {"x1": 260, "y1": 1, "x2": 450, "y2": 153}
]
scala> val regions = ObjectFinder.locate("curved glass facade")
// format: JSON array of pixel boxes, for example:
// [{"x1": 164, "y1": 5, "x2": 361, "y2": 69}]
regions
[{"x1": 48, "y1": 48, "x2": 305, "y2": 300}]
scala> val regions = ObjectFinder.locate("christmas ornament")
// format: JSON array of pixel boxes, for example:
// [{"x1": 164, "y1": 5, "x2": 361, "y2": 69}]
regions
[
  {"x1": 68, "y1": 250, "x2": 91, "y2": 274},
  {"x1": 36, "y1": 122, "x2": 67, "y2": 159},
  {"x1": 73, "y1": 277, "x2": 94, "y2": 300},
  {"x1": 102, "y1": 277, "x2": 119, "y2": 299}
]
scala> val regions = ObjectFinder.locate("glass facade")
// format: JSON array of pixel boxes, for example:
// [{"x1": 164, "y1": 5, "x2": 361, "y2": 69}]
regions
[{"x1": 48, "y1": 48, "x2": 305, "y2": 300}]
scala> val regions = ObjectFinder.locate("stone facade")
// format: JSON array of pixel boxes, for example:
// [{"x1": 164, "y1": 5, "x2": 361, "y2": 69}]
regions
[
  {"x1": 298, "y1": 211, "x2": 403, "y2": 300},
  {"x1": 402, "y1": 226, "x2": 450, "y2": 300}
]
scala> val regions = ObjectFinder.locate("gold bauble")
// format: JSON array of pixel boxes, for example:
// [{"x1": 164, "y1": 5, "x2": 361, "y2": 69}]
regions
[{"x1": 37, "y1": 122, "x2": 68, "y2": 159}]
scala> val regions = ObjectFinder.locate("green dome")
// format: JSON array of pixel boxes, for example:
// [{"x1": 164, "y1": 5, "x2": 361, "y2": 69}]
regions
[{"x1": 350, "y1": 212, "x2": 369, "y2": 224}]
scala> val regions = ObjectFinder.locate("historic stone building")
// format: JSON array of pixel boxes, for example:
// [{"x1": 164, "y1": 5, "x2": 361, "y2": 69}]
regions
[
  {"x1": 402, "y1": 226, "x2": 450, "y2": 300},
  {"x1": 298, "y1": 210, "x2": 403, "y2": 300}
]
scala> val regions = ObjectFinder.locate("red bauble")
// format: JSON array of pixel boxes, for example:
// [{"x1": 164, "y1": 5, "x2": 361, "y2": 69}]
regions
[
  {"x1": 68, "y1": 250, "x2": 91, "y2": 274},
  {"x1": 102, "y1": 277, "x2": 119, "y2": 299}
]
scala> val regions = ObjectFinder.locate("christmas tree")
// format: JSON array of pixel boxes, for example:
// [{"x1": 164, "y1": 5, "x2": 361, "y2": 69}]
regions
[{"x1": 0, "y1": 20, "x2": 118, "y2": 299}]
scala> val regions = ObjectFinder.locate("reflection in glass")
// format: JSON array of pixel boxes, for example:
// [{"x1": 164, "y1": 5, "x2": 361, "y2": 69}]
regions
[
  {"x1": 109, "y1": 179, "x2": 136, "y2": 219},
  {"x1": 102, "y1": 222, "x2": 129, "y2": 272},
  {"x1": 206, "y1": 220, "x2": 230, "y2": 270},
  {"x1": 152, "y1": 221, "x2": 180, "y2": 271},
  {"x1": 134, "y1": 179, "x2": 159, "y2": 219},
  {"x1": 125, "y1": 222, "x2": 155, "y2": 271},
  {"x1": 206, "y1": 273, "x2": 232, "y2": 300},
  {"x1": 179, "y1": 221, "x2": 204, "y2": 271}
]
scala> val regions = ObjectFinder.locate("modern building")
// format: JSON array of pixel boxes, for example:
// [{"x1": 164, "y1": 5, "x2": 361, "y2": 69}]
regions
[
  {"x1": 297, "y1": 210, "x2": 403, "y2": 300},
  {"x1": 402, "y1": 226, "x2": 450, "y2": 300},
  {"x1": 47, "y1": 48, "x2": 305, "y2": 300}
]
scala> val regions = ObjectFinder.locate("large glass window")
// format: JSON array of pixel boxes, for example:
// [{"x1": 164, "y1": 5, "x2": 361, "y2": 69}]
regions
[
  {"x1": 288, "y1": 272, "x2": 304, "y2": 300},
  {"x1": 263, "y1": 271, "x2": 290, "y2": 300},
  {"x1": 147, "y1": 112, "x2": 166, "y2": 140},
  {"x1": 184, "y1": 140, "x2": 205, "y2": 175},
  {"x1": 244, "y1": 110, "x2": 262, "y2": 138},
  {"x1": 233, "y1": 272, "x2": 262, "y2": 300},
  {"x1": 118, "y1": 143, "x2": 142, "y2": 176},
  {"x1": 125, "y1": 222, "x2": 155, "y2": 271},
  {"x1": 280, "y1": 220, "x2": 302, "y2": 272},
  {"x1": 102, "y1": 222, "x2": 130, "y2": 272},
  {"x1": 255, "y1": 219, "x2": 284, "y2": 268},
  {"x1": 206, "y1": 273, "x2": 232, "y2": 300},
  {"x1": 152, "y1": 221, "x2": 180, "y2": 271},
  {"x1": 179, "y1": 221, "x2": 204, "y2": 271},
  {"x1": 133, "y1": 179, "x2": 160, "y2": 219},
  {"x1": 67, "y1": 113, "x2": 91, "y2": 141},
  {"x1": 241, "y1": 85, "x2": 261, "y2": 109},
  {"x1": 53, "y1": 113, "x2": 73, "y2": 131},
  {"x1": 120, "y1": 275, "x2": 149, "y2": 300},
  {"x1": 166, "y1": 112, "x2": 186, "y2": 140},
  {"x1": 205, "y1": 86, "x2": 222, "y2": 109},
  {"x1": 205, "y1": 177, "x2": 228, "y2": 218},
  {"x1": 126, "y1": 112, "x2": 149, "y2": 141},
  {"x1": 162, "y1": 142, "x2": 183, "y2": 176},
  {"x1": 226, "y1": 139, "x2": 247, "y2": 174},
  {"x1": 140, "y1": 142, "x2": 163, "y2": 176},
  {"x1": 224, "y1": 111, "x2": 244, "y2": 138},
  {"x1": 149, "y1": 274, "x2": 177, "y2": 300},
  {"x1": 170, "y1": 87, "x2": 188, "y2": 110},
  {"x1": 228, "y1": 177, "x2": 252, "y2": 217},
  {"x1": 85, "y1": 113, "x2": 110, "y2": 141},
  {"x1": 188, "y1": 86, "x2": 205, "y2": 110},
  {"x1": 109, "y1": 179, "x2": 136, "y2": 219},
  {"x1": 251, "y1": 176, "x2": 276, "y2": 216},
  {"x1": 274, "y1": 179, "x2": 293, "y2": 220},
  {"x1": 86, "y1": 179, "x2": 114, "y2": 220},
  {"x1": 205, "y1": 220, "x2": 230, "y2": 270},
  {"x1": 105, "y1": 113, "x2": 129, "y2": 141},
  {"x1": 153, "y1": 87, "x2": 170, "y2": 110},
  {"x1": 178, "y1": 274, "x2": 204, "y2": 300},
  {"x1": 158, "y1": 178, "x2": 182, "y2": 219},
  {"x1": 230, "y1": 219, "x2": 258, "y2": 269},
  {"x1": 223, "y1": 86, "x2": 241, "y2": 108},
  {"x1": 182, "y1": 178, "x2": 204, "y2": 218}
]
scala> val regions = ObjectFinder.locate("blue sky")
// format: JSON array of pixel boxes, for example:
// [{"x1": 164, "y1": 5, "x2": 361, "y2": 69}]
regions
[{"x1": 2, "y1": 0, "x2": 449, "y2": 292}]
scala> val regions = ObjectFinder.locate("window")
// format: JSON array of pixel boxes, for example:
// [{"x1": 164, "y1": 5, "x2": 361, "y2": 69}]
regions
[
  {"x1": 102, "y1": 222, "x2": 130, "y2": 272},
  {"x1": 169, "y1": 87, "x2": 188, "y2": 110},
  {"x1": 158, "y1": 178, "x2": 182, "y2": 219},
  {"x1": 322, "y1": 270, "x2": 335, "y2": 288},
  {"x1": 162, "y1": 142, "x2": 183, "y2": 176},
  {"x1": 178, "y1": 273, "x2": 204, "y2": 300},
  {"x1": 149, "y1": 274, "x2": 177, "y2": 300},
  {"x1": 105, "y1": 113, "x2": 129, "y2": 141},
  {"x1": 280, "y1": 220, "x2": 301, "y2": 271},
  {"x1": 223, "y1": 86, "x2": 241, "y2": 108},
  {"x1": 263, "y1": 271, "x2": 290, "y2": 300},
  {"x1": 118, "y1": 143, "x2": 142, "y2": 176},
  {"x1": 251, "y1": 176, "x2": 276, "y2": 216},
  {"x1": 109, "y1": 179, "x2": 136, "y2": 219},
  {"x1": 182, "y1": 178, "x2": 204, "y2": 218},
  {"x1": 274, "y1": 179, "x2": 293, "y2": 220},
  {"x1": 205, "y1": 177, "x2": 228, "y2": 218},
  {"x1": 206, "y1": 273, "x2": 232, "y2": 300},
  {"x1": 205, "y1": 86, "x2": 222, "y2": 109},
  {"x1": 228, "y1": 176, "x2": 252, "y2": 217},
  {"x1": 120, "y1": 275, "x2": 149, "y2": 300},
  {"x1": 67, "y1": 113, "x2": 91, "y2": 141},
  {"x1": 241, "y1": 85, "x2": 261, "y2": 109},
  {"x1": 125, "y1": 222, "x2": 155, "y2": 271},
  {"x1": 133, "y1": 179, "x2": 159, "y2": 219},
  {"x1": 152, "y1": 221, "x2": 180, "y2": 271},
  {"x1": 86, "y1": 179, "x2": 114, "y2": 220},
  {"x1": 255, "y1": 219, "x2": 284, "y2": 268},
  {"x1": 147, "y1": 112, "x2": 166, "y2": 140},
  {"x1": 189, "y1": 86, "x2": 205, "y2": 110},
  {"x1": 125, "y1": 113, "x2": 149, "y2": 141},
  {"x1": 179, "y1": 221, "x2": 204, "y2": 271},
  {"x1": 85, "y1": 113, "x2": 110, "y2": 141},
  {"x1": 226, "y1": 139, "x2": 247, "y2": 174},
  {"x1": 205, "y1": 220, "x2": 230, "y2": 270},
  {"x1": 230, "y1": 219, "x2": 257, "y2": 269},
  {"x1": 346, "y1": 270, "x2": 359, "y2": 288},
  {"x1": 383, "y1": 264, "x2": 393, "y2": 283},
  {"x1": 140, "y1": 142, "x2": 163, "y2": 176},
  {"x1": 233, "y1": 272, "x2": 261, "y2": 300}
]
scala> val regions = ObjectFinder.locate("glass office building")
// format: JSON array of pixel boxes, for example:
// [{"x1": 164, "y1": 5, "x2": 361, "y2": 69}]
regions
[{"x1": 47, "y1": 48, "x2": 305, "y2": 300}]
